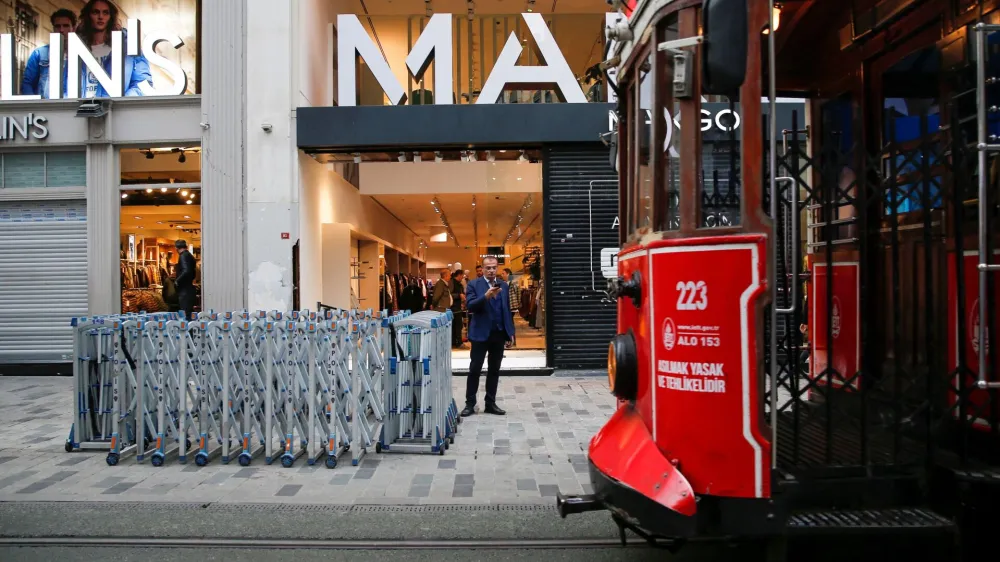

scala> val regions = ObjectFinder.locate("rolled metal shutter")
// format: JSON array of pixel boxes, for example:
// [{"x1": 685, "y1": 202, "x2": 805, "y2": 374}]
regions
[
  {"x1": 0, "y1": 200, "x2": 88, "y2": 363},
  {"x1": 543, "y1": 144, "x2": 619, "y2": 369}
]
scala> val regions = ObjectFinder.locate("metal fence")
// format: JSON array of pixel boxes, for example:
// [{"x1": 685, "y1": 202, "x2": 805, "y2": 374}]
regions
[{"x1": 66, "y1": 307, "x2": 459, "y2": 469}]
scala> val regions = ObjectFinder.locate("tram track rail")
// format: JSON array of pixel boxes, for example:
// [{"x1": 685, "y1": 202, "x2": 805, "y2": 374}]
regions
[{"x1": 0, "y1": 537, "x2": 646, "y2": 551}]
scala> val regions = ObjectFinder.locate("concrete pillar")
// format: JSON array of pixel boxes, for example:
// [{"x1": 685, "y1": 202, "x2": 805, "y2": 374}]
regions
[
  {"x1": 200, "y1": 0, "x2": 248, "y2": 310},
  {"x1": 85, "y1": 142, "x2": 117, "y2": 315}
]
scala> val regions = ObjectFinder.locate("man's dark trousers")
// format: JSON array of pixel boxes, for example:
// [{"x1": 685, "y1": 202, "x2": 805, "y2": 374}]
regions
[
  {"x1": 452, "y1": 312, "x2": 464, "y2": 347},
  {"x1": 178, "y1": 287, "x2": 196, "y2": 320},
  {"x1": 466, "y1": 328, "x2": 505, "y2": 407}
]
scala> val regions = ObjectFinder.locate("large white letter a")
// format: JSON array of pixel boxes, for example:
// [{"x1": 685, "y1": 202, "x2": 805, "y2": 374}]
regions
[{"x1": 477, "y1": 13, "x2": 587, "y2": 104}]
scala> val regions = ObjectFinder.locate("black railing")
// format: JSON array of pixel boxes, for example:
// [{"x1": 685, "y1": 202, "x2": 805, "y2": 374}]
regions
[{"x1": 759, "y1": 105, "x2": 999, "y2": 477}]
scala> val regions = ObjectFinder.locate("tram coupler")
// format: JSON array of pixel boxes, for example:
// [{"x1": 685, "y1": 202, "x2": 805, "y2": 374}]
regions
[{"x1": 556, "y1": 492, "x2": 604, "y2": 517}]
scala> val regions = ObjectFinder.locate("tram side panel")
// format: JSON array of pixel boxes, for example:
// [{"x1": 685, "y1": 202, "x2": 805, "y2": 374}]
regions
[{"x1": 644, "y1": 234, "x2": 772, "y2": 500}]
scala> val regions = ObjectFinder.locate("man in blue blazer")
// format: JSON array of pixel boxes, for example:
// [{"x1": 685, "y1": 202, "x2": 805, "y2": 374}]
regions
[{"x1": 462, "y1": 256, "x2": 515, "y2": 416}]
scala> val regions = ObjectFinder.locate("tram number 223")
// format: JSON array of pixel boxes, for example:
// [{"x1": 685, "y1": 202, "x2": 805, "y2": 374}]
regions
[{"x1": 675, "y1": 281, "x2": 708, "y2": 311}]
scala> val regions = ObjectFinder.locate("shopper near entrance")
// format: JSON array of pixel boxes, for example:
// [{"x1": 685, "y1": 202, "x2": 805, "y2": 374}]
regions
[
  {"x1": 450, "y1": 270, "x2": 466, "y2": 348},
  {"x1": 20, "y1": 9, "x2": 77, "y2": 98},
  {"x1": 475, "y1": 264, "x2": 484, "y2": 278},
  {"x1": 174, "y1": 239, "x2": 197, "y2": 320},
  {"x1": 431, "y1": 268, "x2": 452, "y2": 312},
  {"x1": 461, "y1": 256, "x2": 515, "y2": 417},
  {"x1": 502, "y1": 267, "x2": 520, "y2": 348}
]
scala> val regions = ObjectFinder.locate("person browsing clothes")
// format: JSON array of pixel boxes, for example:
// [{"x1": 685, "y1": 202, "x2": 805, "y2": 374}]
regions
[
  {"x1": 461, "y1": 256, "x2": 515, "y2": 417},
  {"x1": 174, "y1": 239, "x2": 197, "y2": 320}
]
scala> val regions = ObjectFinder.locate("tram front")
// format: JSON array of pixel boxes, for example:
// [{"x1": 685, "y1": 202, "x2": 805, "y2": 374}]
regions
[{"x1": 556, "y1": 0, "x2": 788, "y2": 545}]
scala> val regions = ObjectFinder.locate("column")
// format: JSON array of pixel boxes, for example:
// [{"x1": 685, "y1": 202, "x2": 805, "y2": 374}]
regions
[
  {"x1": 200, "y1": 0, "x2": 249, "y2": 311},
  {"x1": 86, "y1": 142, "x2": 117, "y2": 315}
]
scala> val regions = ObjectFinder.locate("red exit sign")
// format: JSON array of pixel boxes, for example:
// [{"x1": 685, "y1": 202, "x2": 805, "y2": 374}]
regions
[{"x1": 281, "y1": 232, "x2": 290, "y2": 239}]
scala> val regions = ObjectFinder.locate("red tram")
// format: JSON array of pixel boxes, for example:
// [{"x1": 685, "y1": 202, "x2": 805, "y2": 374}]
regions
[{"x1": 557, "y1": 0, "x2": 1000, "y2": 558}]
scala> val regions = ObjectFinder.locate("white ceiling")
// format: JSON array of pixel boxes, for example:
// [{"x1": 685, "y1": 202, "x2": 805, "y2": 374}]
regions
[{"x1": 372, "y1": 190, "x2": 542, "y2": 247}]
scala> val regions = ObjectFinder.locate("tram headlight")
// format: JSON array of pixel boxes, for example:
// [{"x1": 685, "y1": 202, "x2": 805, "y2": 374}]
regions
[{"x1": 607, "y1": 331, "x2": 638, "y2": 401}]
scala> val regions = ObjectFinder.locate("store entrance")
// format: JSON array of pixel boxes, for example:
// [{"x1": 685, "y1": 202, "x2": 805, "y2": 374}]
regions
[
  {"x1": 353, "y1": 148, "x2": 548, "y2": 371},
  {"x1": 118, "y1": 147, "x2": 202, "y2": 317}
]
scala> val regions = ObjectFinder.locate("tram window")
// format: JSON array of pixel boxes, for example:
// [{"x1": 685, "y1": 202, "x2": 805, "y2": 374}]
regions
[
  {"x1": 701, "y1": 95, "x2": 742, "y2": 228},
  {"x1": 634, "y1": 52, "x2": 653, "y2": 232},
  {"x1": 880, "y1": 44, "x2": 943, "y2": 218},
  {"x1": 660, "y1": 15, "x2": 680, "y2": 232}
]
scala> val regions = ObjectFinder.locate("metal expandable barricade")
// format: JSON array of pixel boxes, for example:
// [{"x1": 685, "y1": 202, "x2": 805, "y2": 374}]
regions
[
  {"x1": 65, "y1": 307, "x2": 456, "y2": 469},
  {"x1": 378, "y1": 310, "x2": 459, "y2": 456}
]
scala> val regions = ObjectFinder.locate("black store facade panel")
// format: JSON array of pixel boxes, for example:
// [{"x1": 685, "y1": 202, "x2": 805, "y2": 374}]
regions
[{"x1": 297, "y1": 103, "x2": 619, "y2": 370}]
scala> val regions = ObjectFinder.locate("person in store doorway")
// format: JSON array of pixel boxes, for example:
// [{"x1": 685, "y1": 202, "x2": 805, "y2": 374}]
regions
[
  {"x1": 174, "y1": 239, "x2": 197, "y2": 320},
  {"x1": 431, "y1": 268, "x2": 452, "y2": 312},
  {"x1": 20, "y1": 9, "x2": 77, "y2": 97},
  {"x1": 450, "y1": 270, "x2": 467, "y2": 349},
  {"x1": 462, "y1": 256, "x2": 515, "y2": 417},
  {"x1": 502, "y1": 268, "x2": 520, "y2": 348}
]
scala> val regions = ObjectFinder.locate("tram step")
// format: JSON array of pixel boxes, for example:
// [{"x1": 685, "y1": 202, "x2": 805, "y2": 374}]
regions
[
  {"x1": 787, "y1": 507, "x2": 955, "y2": 535},
  {"x1": 952, "y1": 468, "x2": 1000, "y2": 484}
]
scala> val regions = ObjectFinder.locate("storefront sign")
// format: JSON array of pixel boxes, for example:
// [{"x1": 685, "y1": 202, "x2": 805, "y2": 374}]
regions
[
  {"x1": 650, "y1": 237, "x2": 768, "y2": 498},
  {"x1": 0, "y1": 114, "x2": 48, "y2": 140},
  {"x1": 1, "y1": 17, "x2": 189, "y2": 100},
  {"x1": 809, "y1": 261, "x2": 860, "y2": 391},
  {"x1": 337, "y1": 13, "x2": 586, "y2": 106},
  {"x1": 947, "y1": 250, "x2": 998, "y2": 430}
]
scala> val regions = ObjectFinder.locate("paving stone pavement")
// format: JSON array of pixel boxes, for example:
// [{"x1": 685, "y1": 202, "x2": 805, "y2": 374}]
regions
[{"x1": 0, "y1": 375, "x2": 615, "y2": 505}]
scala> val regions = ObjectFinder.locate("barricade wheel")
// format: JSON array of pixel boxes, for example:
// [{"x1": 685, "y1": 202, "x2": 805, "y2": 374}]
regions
[
  {"x1": 326, "y1": 455, "x2": 337, "y2": 469},
  {"x1": 106, "y1": 453, "x2": 119, "y2": 466},
  {"x1": 375, "y1": 443, "x2": 382, "y2": 454},
  {"x1": 64, "y1": 441, "x2": 73, "y2": 453},
  {"x1": 438, "y1": 445, "x2": 445, "y2": 456},
  {"x1": 195, "y1": 453, "x2": 209, "y2": 467},
  {"x1": 151, "y1": 453, "x2": 164, "y2": 467},
  {"x1": 281, "y1": 455, "x2": 295, "y2": 468},
  {"x1": 238, "y1": 454, "x2": 251, "y2": 467}
]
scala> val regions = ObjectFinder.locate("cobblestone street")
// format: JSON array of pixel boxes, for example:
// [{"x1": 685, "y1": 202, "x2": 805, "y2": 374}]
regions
[{"x1": 0, "y1": 374, "x2": 613, "y2": 504}]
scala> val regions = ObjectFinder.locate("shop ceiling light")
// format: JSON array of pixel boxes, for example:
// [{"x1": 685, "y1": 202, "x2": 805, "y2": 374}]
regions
[
  {"x1": 121, "y1": 193, "x2": 128, "y2": 199},
  {"x1": 160, "y1": 187, "x2": 168, "y2": 192},
  {"x1": 145, "y1": 188, "x2": 153, "y2": 193}
]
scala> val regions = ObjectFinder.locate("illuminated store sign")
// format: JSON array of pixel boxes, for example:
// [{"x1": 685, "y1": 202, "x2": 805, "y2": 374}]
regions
[
  {"x1": 338, "y1": 12, "x2": 587, "y2": 106},
  {"x1": 1, "y1": 17, "x2": 186, "y2": 101}
]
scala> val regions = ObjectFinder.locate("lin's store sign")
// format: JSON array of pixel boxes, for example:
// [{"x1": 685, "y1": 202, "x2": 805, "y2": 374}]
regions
[{"x1": 0, "y1": 18, "x2": 187, "y2": 101}]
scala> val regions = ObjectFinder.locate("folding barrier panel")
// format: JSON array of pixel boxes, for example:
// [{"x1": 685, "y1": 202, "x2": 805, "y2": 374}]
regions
[{"x1": 65, "y1": 308, "x2": 458, "y2": 469}]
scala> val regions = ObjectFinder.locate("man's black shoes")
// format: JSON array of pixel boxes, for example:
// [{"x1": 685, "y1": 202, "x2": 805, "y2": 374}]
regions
[{"x1": 461, "y1": 404, "x2": 506, "y2": 416}]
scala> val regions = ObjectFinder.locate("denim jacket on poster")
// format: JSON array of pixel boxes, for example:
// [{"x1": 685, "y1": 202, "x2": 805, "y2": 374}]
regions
[{"x1": 20, "y1": 31, "x2": 153, "y2": 99}]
